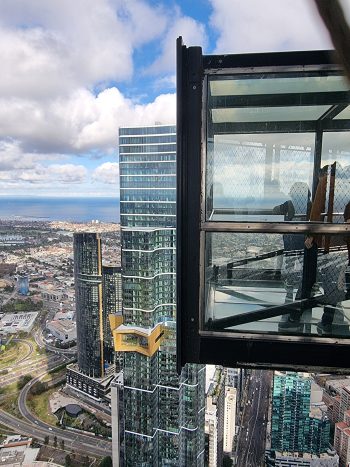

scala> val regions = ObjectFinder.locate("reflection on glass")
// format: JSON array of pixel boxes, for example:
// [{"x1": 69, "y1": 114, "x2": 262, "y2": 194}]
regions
[
  {"x1": 204, "y1": 232, "x2": 350, "y2": 338},
  {"x1": 206, "y1": 133, "x2": 314, "y2": 221},
  {"x1": 209, "y1": 75, "x2": 349, "y2": 97}
]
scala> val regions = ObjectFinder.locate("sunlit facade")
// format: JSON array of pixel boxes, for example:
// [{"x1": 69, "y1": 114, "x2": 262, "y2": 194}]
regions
[{"x1": 116, "y1": 125, "x2": 205, "y2": 466}]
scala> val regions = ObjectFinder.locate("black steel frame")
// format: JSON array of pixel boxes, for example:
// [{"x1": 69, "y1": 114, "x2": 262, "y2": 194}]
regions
[{"x1": 177, "y1": 37, "x2": 350, "y2": 373}]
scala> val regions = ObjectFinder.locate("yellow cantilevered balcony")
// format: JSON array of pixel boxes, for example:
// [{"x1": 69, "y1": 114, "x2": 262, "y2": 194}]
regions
[{"x1": 109, "y1": 315, "x2": 165, "y2": 357}]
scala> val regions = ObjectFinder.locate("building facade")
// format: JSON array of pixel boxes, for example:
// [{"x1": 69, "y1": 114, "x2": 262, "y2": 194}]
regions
[
  {"x1": 102, "y1": 265, "x2": 122, "y2": 365},
  {"x1": 223, "y1": 387, "x2": 236, "y2": 455},
  {"x1": 271, "y1": 372, "x2": 331, "y2": 456},
  {"x1": 114, "y1": 125, "x2": 205, "y2": 466},
  {"x1": 205, "y1": 366, "x2": 225, "y2": 466},
  {"x1": 67, "y1": 233, "x2": 120, "y2": 400},
  {"x1": 73, "y1": 233, "x2": 104, "y2": 378}
]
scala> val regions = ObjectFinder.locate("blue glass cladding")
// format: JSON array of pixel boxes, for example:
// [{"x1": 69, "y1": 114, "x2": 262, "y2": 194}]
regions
[{"x1": 119, "y1": 125, "x2": 176, "y2": 228}]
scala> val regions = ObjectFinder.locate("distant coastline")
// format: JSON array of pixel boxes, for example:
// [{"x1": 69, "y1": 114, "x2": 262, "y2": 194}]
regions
[{"x1": 0, "y1": 197, "x2": 120, "y2": 223}]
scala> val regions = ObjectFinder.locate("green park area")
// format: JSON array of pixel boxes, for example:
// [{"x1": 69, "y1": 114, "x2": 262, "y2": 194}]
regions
[
  {"x1": 27, "y1": 386, "x2": 58, "y2": 426},
  {"x1": 0, "y1": 375, "x2": 33, "y2": 418}
]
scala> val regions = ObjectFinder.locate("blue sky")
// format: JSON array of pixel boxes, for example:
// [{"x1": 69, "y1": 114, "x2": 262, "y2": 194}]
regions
[{"x1": 0, "y1": 0, "x2": 344, "y2": 197}]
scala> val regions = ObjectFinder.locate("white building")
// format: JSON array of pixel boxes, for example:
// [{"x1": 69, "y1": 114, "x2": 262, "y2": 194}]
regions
[
  {"x1": 224, "y1": 387, "x2": 236, "y2": 455},
  {"x1": 205, "y1": 365, "x2": 225, "y2": 467},
  {"x1": 0, "y1": 312, "x2": 38, "y2": 334},
  {"x1": 46, "y1": 320, "x2": 76, "y2": 343}
]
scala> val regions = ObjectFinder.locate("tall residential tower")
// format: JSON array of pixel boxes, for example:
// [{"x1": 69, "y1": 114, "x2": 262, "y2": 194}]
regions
[
  {"x1": 111, "y1": 125, "x2": 205, "y2": 466},
  {"x1": 67, "y1": 233, "x2": 120, "y2": 400}
]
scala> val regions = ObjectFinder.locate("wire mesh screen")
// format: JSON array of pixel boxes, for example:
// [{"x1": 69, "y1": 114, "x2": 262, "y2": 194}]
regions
[{"x1": 207, "y1": 133, "x2": 314, "y2": 221}]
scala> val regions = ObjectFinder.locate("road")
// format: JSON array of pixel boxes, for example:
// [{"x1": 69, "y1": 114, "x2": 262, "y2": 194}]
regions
[
  {"x1": 33, "y1": 326, "x2": 77, "y2": 356},
  {"x1": 0, "y1": 408, "x2": 111, "y2": 458},
  {"x1": 0, "y1": 354, "x2": 67, "y2": 387},
  {"x1": 16, "y1": 365, "x2": 112, "y2": 458},
  {"x1": 235, "y1": 369, "x2": 272, "y2": 467}
]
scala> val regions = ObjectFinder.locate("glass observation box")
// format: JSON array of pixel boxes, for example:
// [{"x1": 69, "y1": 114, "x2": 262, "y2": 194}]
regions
[{"x1": 176, "y1": 37, "x2": 350, "y2": 372}]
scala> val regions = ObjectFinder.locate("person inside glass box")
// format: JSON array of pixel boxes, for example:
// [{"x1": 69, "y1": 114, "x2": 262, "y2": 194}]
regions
[{"x1": 279, "y1": 162, "x2": 350, "y2": 335}]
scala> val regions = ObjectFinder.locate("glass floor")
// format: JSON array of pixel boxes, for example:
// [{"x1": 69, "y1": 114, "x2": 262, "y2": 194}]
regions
[{"x1": 206, "y1": 279, "x2": 350, "y2": 337}]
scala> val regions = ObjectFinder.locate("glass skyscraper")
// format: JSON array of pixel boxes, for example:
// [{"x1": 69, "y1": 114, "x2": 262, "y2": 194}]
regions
[
  {"x1": 114, "y1": 125, "x2": 205, "y2": 466},
  {"x1": 271, "y1": 372, "x2": 330, "y2": 455},
  {"x1": 68, "y1": 233, "x2": 121, "y2": 400},
  {"x1": 74, "y1": 232, "x2": 104, "y2": 378}
]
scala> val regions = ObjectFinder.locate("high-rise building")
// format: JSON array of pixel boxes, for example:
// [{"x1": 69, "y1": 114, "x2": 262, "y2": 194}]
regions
[
  {"x1": 66, "y1": 233, "x2": 120, "y2": 400},
  {"x1": 223, "y1": 387, "x2": 236, "y2": 455},
  {"x1": 111, "y1": 124, "x2": 205, "y2": 466},
  {"x1": 205, "y1": 366, "x2": 225, "y2": 466},
  {"x1": 74, "y1": 232, "x2": 104, "y2": 378},
  {"x1": 271, "y1": 372, "x2": 330, "y2": 456},
  {"x1": 102, "y1": 265, "x2": 122, "y2": 367},
  {"x1": 17, "y1": 274, "x2": 29, "y2": 295}
]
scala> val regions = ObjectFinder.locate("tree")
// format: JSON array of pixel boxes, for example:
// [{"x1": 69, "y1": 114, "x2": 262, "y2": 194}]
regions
[
  {"x1": 44, "y1": 435, "x2": 49, "y2": 445},
  {"x1": 223, "y1": 455, "x2": 233, "y2": 467},
  {"x1": 65, "y1": 454, "x2": 72, "y2": 467},
  {"x1": 53, "y1": 435, "x2": 57, "y2": 447},
  {"x1": 83, "y1": 456, "x2": 90, "y2": 466},
  {"x1": 17, "y1": 374, "x2": 32, "y2": 390},
  {"x1": 60, "y1": 439, "x2": 65, "y2": 450},
  {"x1": 30, "y1": 380, "x2": 47, "y2": 395},
  {"x1": 99, "y1": 456, "x2": 112, "y2": 467}
]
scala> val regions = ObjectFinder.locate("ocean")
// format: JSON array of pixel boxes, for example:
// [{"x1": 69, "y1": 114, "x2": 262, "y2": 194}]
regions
[{"x1": 0, "y1": 197, "x2": 120, "y2": 223}]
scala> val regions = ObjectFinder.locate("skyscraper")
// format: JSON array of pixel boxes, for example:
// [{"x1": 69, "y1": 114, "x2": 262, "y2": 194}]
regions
[
  {"x1": 74, "y1": 232, "x2": 104, "y2": 378},
  {"x1": 271, "y1": 372, "x2": 330, "y2": 456},
  {"x1": 112, "y1": 124, "x2": 205, "y2": 466},
  {"x1": 67, "y1": 233, "x2": 120, "y2": 399},
  {"x1": 102, "y1": 265, "x2": 122, "y2": 366}
]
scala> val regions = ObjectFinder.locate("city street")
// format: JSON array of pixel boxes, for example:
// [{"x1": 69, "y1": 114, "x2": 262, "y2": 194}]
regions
[{"x1": 236, "y1": 369, "x2": 273, "y2": 467}]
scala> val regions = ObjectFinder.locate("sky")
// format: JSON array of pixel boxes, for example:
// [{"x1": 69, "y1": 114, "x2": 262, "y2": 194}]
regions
[{"x1": 0, "y1": 0, "x2": 346, "y2": 197}]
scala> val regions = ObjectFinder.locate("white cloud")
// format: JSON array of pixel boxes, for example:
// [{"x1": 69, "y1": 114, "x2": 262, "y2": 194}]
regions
[
  {"x1": 209, "y1": 0, "x2": 332, "y2": 54},
  {"x1": 147, "y1": 13, "x2": 207, "y2": 75},
  {"x1": 0, "y1": 141, "x2": 87, "y2": 188},
  {"x1": 0, "y1": 0, "x2": 169, "y2": 100},
  {"x1": 0, "y1": 89, "x2": 176, "y2": 154},
  {"x1": 93, "y1": 162, "x2": 119, "y2": 185},
  {"x1": 17, "y1": 163, "x2": 87, "y2": 184}
]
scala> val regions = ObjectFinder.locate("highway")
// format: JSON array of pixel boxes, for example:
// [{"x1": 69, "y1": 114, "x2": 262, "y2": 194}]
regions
[
  {"x1": 15, "y1": 365, "x2": 112, "y2": 458},
  {"x1": 236, "y1": 369, "x2": 272, "y2": 467},
  {"x1": 0, "y1": 408, "x2": 111, "y2": 458}
]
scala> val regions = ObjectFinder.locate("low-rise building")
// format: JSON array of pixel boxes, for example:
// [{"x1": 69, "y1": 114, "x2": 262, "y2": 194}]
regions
[
  {"x1": 0, "y1": 435, "x2": 39, "y2": 466},
  {"x1": 265, "y1": 450, "x2": 339, "y2": 466},
  {"x1": 46, "y1": 319, "x2": 76, "y2": 343},
  {"x1": 0, "y1": 312, "x2": 38, "y2": 334}
]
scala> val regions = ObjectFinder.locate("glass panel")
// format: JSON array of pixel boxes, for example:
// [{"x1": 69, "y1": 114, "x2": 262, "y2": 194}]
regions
[
  {"x1": 320, "y1": 134, "x2": 350, "y2": 223},
  {"x1": 206, "y1": 133, "x2": 314, "y2": 221},
  {"x1": 212, "y1": 106, "x2": 330, "y2": 123},
  {"x1": 209, "y1": 75, "x2": 349, "y2": 97},
  {"x1": 203, "y1": 232, "x2": 350, "y2": 338},
  {"x1": 333, "y1": 106, "x2": 350, "y2": 120}
]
